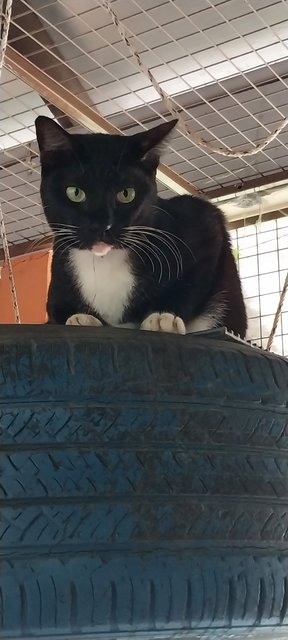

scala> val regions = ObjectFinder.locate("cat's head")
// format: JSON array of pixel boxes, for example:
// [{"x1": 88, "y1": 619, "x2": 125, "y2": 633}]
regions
[{"x1": 35, "y1": 116, "x2": 177, "y2": 256}]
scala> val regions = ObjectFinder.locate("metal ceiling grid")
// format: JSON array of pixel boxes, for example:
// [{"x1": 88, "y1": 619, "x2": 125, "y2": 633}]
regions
[
  {"x1": 1, "y1": 0, "x2": 288, "y2": 247},
  {"x1": 8, "y1": 0, "x2": 288, "y2": 187},
  {"x1": 8, "y1": 0, "x2": 244, "y2": 191}
]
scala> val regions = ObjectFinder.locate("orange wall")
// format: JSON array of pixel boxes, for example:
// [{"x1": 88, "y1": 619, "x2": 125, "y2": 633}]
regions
[{"x1": 0, "y1": 250, "x2": 52, "y2": 324}]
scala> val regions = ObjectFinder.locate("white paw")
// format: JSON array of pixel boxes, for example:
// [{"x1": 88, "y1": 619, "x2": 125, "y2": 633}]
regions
[
  {"x1": 141, "y1": 312, "x2": 186, "y2": 335},
  {"x1": 66, "y1": 314, "x2": 103, "y2": 327}
]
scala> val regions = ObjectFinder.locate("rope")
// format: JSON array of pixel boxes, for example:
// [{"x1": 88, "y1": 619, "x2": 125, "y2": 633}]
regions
[
  {"x1": 266, "y1": 271, "x2": 288, "y2": 352},
  {"x1": 0, "y1": 0, "x2": 12, "y2": 62},
  {"x1": 0, "y1": 0, "x2": 20, "y2": 323},
  {"x1": 102, "y1": 0, "x2": 288, "y2": 159},
  {"x1": 0, "y1": 205, "x2": 21, "y2": 323}
]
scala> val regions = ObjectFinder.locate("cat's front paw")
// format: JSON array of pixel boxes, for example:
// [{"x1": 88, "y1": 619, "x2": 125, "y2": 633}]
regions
[
  {"x1": 66, "y1": 314, "x2": 103, "y2": 327},
  {"x1": 141, "y1": 312, "x2": 186, "y2": 335}
]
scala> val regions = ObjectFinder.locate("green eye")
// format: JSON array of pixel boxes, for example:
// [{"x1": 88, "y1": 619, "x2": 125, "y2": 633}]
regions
[
  {"x1": 66, "y1": 186, "x2": 86, "y2": 203},
  {"x1": 116, "y1": 187, "x2": 136, "y2": 204}
]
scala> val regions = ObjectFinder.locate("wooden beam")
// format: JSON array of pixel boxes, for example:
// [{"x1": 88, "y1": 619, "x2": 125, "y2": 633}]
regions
[
  {"x1": 4, "y1": 46, "x2": 198, "y2": 196},
  {"x1": 0, "y1": 238, "x2": 52, "y2": 262}
]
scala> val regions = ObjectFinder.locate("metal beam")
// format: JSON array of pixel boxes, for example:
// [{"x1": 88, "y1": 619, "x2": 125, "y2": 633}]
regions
[
  {"x1": 229, "y1": 208, "x2": 287, "y2": 230},
  {"x1": 207, "y1": 170, "x2": 288, "y2": 199},
  {"x1": 4, "y1": 46, "x2": 198, "y2": 196}
]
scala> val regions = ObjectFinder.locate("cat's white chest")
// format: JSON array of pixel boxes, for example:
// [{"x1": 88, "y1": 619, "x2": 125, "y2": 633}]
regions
[{"x1": 69, "y1": 248, "x2": 135, "y2": 325}]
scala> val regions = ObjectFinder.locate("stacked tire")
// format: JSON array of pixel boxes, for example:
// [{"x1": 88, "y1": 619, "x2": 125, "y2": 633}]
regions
[{"x1": 1, "y1": 325, "x2": 288, "y2": 639}]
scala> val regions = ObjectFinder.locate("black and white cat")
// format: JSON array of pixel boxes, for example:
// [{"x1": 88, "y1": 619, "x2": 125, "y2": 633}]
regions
[{"x1": 35, "y1": 116, "x2": 247, "y2": 337}]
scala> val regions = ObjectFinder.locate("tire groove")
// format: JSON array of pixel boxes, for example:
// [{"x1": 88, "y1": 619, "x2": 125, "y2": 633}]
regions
[
  {"x1": 4, "y1": 494, "x2": 288, "y2": 506},
  {"x1": 280, "y1": 577, "x2": 288, "y2": 624},
  {"x1": 255, "y1": 577, "x2": 266, "y2": 625},
  {"x1": 1, "y1": 398, "x2": 288, "y2": 410},
  {"x1": 19, "y1": 583, "x2": 28, "y2": 633},
  {"x1": 2, "y1": 442, "x2": 288, "y2": 454}
]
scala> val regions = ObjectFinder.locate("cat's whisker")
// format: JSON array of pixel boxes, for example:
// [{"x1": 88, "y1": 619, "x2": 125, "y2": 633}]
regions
[
  {"x1": 54, "y1": 234, "x2": 76, "y2": 245},
  {"x1": 127, "y1": 225, "x2": 196, "y2": 262},
  {"x1": 129, "y1": 228, "x2": 184, "y2": 276},
  {"x1": 53, "y1": 234, "x2": 77, "y2": 241},
  {"x1": 152, "y1": 228, "x2": 195, "y2": 263},
  {"x1": 54, "y1": 235, "x2": 77, "y2": 243},
  {"x1": 27, "y1": 234, "x2": 53, "y2": 253},
  {"x1": 50, "y1": 222, "x2": 78, "y2": 229},
  {"x1": 123, "y1": 235, "x2": 156, "y2": 274},
  {"x1": 53, "y1": 229, "x2": 77, "y2": 236},
  {"x1": 125, "y1": 233, "x2": 163, "y2": 277},
  {"x1": 52, "y1": 228, "x2": 78, "y2": 239},
  {"x1": 126, "y1": 228, "x2": 182, "y2": 279},
  {"x1": 135, "y1": 233, "x2": 171, "y2": 281},
  {"x1": 53, "y1": 242, "x2": 70, "y2": 255},
  {"x1": 53, "y1": 237, "x2": 77, "y2": 251},
  {"x1": 125, "y1": 233, "x2": 163, "y2": 282},
  {"x1": 57, "y1": 240, "x2": 79, "y2": 259},
  {"x1": 52, "y1": 223, "x2": 77, "y2": 226},
  {"x1": 120, "y1": 239, "x2": 145, "y2": 266},
  {"x1": 135, "y1": 229, "x2": 182, "y2": 278},
  {"x1": 126, "y1": 225, "x2": 182, "y2": 258},
  {"x1": 59, "y1": 243, "x2": 79, "y2": 259},
  {"x1": 53, "y1": 237, "x2": 77, "y2": 255},
  {"x1": 142, "y1": 228, "x2": 183, "y2": 265}
]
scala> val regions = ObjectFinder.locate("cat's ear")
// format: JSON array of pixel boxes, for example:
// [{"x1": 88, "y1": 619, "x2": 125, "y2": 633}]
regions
[
  {"x1": 132, "y1": 119, "x2": 178, "y2": 171},
  {"x1": 35, "y1": 116, "x2": 73, "y2": 160}
]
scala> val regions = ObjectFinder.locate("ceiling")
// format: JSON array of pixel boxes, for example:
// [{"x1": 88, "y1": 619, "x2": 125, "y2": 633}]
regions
[{"x1": 1, "y1": 0, "x2": 288, "y2": 247}]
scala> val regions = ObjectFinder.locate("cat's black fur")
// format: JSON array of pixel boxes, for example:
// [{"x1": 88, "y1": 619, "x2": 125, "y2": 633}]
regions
[{"x1": 35, "y1": 115, "x2": 247, "y2": 337}]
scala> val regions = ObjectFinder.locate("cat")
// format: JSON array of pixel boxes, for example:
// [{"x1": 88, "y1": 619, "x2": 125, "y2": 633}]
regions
[{"x1": 35, "y1": 115, "x2": 247, "y2": 337}]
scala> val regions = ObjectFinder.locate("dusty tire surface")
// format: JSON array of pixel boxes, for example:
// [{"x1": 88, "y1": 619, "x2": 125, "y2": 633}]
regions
[{"x1": 0, "y1": 325, "x2": 288, "y2": 639}]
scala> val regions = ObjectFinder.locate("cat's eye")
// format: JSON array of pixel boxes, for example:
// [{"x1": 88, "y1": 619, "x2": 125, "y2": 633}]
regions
[
  {"x1": 116, "y1": 188, "x2": 136, "y2": 204},
  {"x1": 66, "y1": 186, "x2": 86, "y2": 203}
]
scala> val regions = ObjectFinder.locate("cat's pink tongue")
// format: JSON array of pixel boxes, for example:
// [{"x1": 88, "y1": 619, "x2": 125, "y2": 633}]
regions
[{"x1": 91, "y1": 242, "x2": 113, "y2": 257}]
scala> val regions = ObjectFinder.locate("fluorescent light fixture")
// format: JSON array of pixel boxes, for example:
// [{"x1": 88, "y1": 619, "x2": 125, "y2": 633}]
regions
[{"x1": 213, "y1": 179, "x2": 288, "y2": 221}]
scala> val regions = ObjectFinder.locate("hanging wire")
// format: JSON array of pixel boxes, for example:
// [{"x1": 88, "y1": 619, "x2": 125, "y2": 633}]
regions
[
  {"x1": 0, "y1": 0, "x2": 21, "y2": 323},
  {"x1": 102, "y1": 0, "x2": 288, "y2": 159},
  {"x1": 267, "y1": 271, "x2": 288, "y2": 351}
]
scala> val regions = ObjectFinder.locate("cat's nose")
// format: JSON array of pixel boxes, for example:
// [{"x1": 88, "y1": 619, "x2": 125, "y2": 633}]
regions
[{"x1": 105, "y1": 224, "x2": 112, "y2": 230}]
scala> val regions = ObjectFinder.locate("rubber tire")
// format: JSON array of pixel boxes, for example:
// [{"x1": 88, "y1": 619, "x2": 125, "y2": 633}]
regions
[{"x1": 1, "y1": 325, "x2": 288, "y2": 639}]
